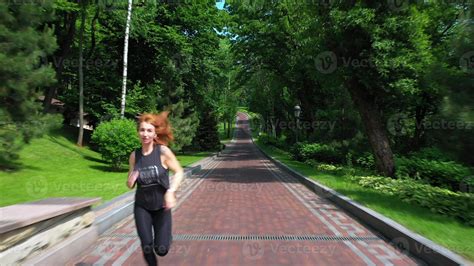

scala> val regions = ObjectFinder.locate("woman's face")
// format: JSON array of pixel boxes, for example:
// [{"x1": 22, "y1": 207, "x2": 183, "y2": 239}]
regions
[{"x1": 138, "y1": 121, "x2": 156, "y2": 145}]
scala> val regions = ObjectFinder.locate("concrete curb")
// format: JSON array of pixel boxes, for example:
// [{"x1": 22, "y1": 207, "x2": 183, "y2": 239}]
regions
[
  {"x1": 252, "y1": 138, "x2": 469, "y2": 266},
  {"x1": 28, "y1": 151, "x2": 221, "y2": 265},
  {"x1": 25, "y1": 225, "x2": 99, "y2": 266}
]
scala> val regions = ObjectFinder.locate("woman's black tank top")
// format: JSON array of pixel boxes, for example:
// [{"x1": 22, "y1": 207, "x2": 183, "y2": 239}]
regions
[{"x1": 134, "y1": 145, "x2": 170, "y2": 210}]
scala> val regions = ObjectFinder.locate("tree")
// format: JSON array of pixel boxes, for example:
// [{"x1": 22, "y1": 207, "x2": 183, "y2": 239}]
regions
[
  {"x1": 120, "y1": 0, "x2": 133, "y2": 118},
  {"x1": 77, "y1": 0, "x2": 87, "y2": 146},
  {"x1": 0, "y1": 1, "x2": 58, "y2": 166}
]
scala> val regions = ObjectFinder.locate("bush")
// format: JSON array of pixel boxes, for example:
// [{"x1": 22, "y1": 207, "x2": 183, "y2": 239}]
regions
[
  {"x1": 291, "y1": 142, "x2": 344, "y2": 164},
  {"x1": 408, "y1": 147, "x2": 456, "y2": 162},
  {"x1": 396, "y1": 156, "x2": 472, "y2": 192},
  {"x1": 351, "y1": 175, "x2": 474, "y2": 226},
  {"x1": 258, "y1": 133, "x2": 287, "y2": 149},
  {"x1": 91, "y1": 119, "x2": 141, "y2": 170},
  {"x1": 355, "y1": 152, "x2": 376, "y2": 170}
]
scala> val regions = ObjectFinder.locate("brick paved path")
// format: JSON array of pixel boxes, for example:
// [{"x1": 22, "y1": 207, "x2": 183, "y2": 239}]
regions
[{"x1": 67, "y1": 113, "x2": 422, "y2": 266}]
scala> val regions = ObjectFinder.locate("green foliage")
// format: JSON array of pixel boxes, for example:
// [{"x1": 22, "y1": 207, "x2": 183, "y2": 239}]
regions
[
  {"x1": 355, "y1": 153, "x2": 376, "y2": 170},
  {"x1": 91, "y1": 119, "x2": 140, "y2": 170},
  {"x1": 396, "y1": 156, "x2": 472, "y2": 192},
  {"x1": 0, "y1": 1, "x2": 58, "y2": 167},
  {"x1": 189, "y1": 105, "x2": 222, "y2": 151},
  {"x1": 257, "y1": 133, "x2": 287, "y2": 149},
  {"x1": 351, "y1": 175, "x2": 474, "y2": 226},
  {"x1": 290, "y1": 142, "x2": 344, "y2": 164},
  {"x1": 407, "y1": 147, "x2": 456, "y2": 162}
]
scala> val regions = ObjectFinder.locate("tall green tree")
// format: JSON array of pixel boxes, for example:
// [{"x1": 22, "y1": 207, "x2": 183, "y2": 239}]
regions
[{"x1": 0, "y1": 1, "x2": 58, "y2": 166}]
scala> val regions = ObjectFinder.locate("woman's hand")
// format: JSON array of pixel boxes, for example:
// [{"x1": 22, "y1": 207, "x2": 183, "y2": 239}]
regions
[{"x1": 163, "y1": 190, "x2": 177, "y2": 210}]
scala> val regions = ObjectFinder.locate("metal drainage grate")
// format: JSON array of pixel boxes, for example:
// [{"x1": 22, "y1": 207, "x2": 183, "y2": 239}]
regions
[{"x1": 172, "y1": 234, "x2": 380, "y2": 242}]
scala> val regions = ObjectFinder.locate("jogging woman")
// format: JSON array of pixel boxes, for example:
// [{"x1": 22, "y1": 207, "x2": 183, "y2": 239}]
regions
[{"x1": 127, "y1": 112, "x2": 184, "y2": 266}]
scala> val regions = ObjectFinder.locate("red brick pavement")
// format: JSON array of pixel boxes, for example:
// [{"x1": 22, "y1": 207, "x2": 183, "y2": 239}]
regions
[{"x1": 67, "y1": 113, "x2": 422, "y2": 265}]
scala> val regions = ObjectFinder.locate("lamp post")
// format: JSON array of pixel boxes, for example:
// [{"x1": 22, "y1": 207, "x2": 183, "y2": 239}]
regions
[{"x1": 294, "y1": 105, "x2": 301, "y2": 143}]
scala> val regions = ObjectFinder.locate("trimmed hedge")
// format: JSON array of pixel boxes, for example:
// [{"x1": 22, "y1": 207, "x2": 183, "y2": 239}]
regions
[{"x1": 351, "y1": 175, "x2": 474, "y2": 226}]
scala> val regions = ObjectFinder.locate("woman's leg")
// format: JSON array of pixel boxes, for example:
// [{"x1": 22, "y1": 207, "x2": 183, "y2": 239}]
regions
[
  {"x1": 134, "y1": 204, "x2": 157, "y2": 266},
  {"x1": 152, "y1": 208, "x2": 172, "y2": 256}
]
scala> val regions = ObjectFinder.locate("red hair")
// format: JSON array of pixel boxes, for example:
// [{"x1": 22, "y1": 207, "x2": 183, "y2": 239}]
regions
[{"x1": 137, "y1": 111, "x2": 174, "y2": 146}]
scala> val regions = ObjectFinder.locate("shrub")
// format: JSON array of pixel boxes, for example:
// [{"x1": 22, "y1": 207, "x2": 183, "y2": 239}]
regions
[
  {"x1": 355, "y1": 152, "x2": 376, "y2": 170},
  {"x1": 396, "y1": 156, "x2": 471, "y2": 192},
  {"x1": 91, "y1": 119, "x2": 141, "y2": 170},
  {"x1": 316, "y1": 163, "x2": 343, "y2": 173},
  {"x1": 291, "y1": 142, "x2": 344, "y2": 164},
  {"x1": 258, "y1": 133, "x2": 287, "y2": 149},
  {"x1": 408, "y1": 147, "x2": 455, "y2": 162},
  {"x1": 351, "y1": 175, "x2": 474, "y2": 226}
]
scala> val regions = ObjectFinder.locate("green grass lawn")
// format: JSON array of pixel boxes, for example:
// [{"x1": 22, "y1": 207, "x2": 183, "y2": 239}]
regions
[
  {"x1": 0, "y1": 127, "x2": 211, "y2": 207},
  {"x1": 255, "y1": 140, "x2": 474, "y2": 262}
]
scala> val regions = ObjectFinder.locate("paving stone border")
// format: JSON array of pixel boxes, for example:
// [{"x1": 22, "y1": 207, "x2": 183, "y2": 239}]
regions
[{"x1": 251, "y1": 137, "x2": 469, "y2": 266}]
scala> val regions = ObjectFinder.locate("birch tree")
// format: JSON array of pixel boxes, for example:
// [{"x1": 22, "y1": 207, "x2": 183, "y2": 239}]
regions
[{"x1": 120, "y1": 0, "x2": 133, "y2": 118}]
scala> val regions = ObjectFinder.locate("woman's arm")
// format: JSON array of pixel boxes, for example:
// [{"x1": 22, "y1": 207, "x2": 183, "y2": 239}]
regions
[
  {"x1": 162, "y1": 145, "x2": 184, "y2": 209},
  {"x1": 162, "y1": 145, "x2": 184, "y2": 191},
  {"x1": 127, "y1": 151, "x2": 138, "y2": 189}
]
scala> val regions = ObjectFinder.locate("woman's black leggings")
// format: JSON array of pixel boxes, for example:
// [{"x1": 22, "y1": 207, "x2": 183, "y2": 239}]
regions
[{"x1": 134, "y1": 204, "x2": 172, "y2": 266}]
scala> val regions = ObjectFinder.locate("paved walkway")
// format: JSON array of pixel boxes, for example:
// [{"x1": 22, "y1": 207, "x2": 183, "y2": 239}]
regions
[{"x1": 67, "y1": 113, "x2": 422, "y2": 265}]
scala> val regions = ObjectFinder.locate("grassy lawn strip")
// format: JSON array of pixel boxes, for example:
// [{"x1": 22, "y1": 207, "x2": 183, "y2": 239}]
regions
[
  {"x1": 0, "y1": 129, "x2": 212, "y2": 207},
  {"x1": 255, "y1": 140, "x2": 474, "y2": 261}
]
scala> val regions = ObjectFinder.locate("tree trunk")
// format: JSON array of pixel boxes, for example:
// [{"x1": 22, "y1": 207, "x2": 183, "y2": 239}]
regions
[
  {"x1": 120, "y1": 0, "x2": 133, "y2": 118},
  {"x1": 77, "y1": 1, "x2": 86, "y2": 147},
  {"x1": 43, "y1": 12, "x2": 78, "y2": 112},
  {"x1": 346, "y1": 78, "x2": 395, "y2": 177}
]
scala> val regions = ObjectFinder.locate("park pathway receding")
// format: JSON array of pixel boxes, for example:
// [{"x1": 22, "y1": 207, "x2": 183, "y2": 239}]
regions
[{"x1": 67, "y1": 113, "x2": 421, "y2": 266}]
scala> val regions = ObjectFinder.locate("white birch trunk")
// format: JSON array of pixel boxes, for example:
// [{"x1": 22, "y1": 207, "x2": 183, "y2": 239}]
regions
[{"x1": 120, "y1": 0, "x2": 133, "y2": 118}]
